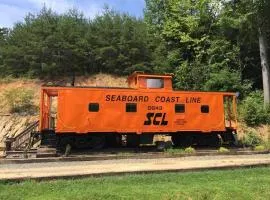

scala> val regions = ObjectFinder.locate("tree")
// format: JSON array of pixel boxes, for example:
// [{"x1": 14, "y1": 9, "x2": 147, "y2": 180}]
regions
[
  {"x1": 233, "y1": 0, "x2": 270, "y2": 105},
  {"x1": 0, "y1": 28, "x2": 9, "y2": 73},
  {"x1": 256, "y1": 0, "x2": 270, "y2": 106},
  {"x1": 145, "y1": 0, "x2": 249, "y2": 92}
]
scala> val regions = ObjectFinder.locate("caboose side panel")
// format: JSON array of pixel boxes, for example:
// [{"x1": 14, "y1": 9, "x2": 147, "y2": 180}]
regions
[{"x1": 55, "y1": 89, "x2": 226, "y2": 134}]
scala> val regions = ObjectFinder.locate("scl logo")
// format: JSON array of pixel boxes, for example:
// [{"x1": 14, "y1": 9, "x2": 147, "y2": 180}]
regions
[{"x1": 144, "y1": 113, "x2": 168, "y2": 126}]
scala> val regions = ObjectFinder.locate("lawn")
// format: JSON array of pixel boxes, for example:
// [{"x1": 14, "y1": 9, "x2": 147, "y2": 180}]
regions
[{"x1": 0, "y1": 167, "x2": 270, "y2": 200}]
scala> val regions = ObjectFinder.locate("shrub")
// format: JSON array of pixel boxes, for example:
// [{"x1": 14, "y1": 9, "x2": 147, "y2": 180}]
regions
[
  {"x1": 239, "y1": 91, "x2": 270, "y2": 126},
  {"x1": 254, "y1": 145, "x2": 266, "y2": 151},
  {"x1": 2, "y1": 88, "x2": 37, "y2": 114},
  {"x1": 242, "y1": 130, "x2": 263, "y2": 147},
  {"x1": 217, "y1": 147, "x2": 230, "y2": 153},
  {"x1": 184, "y1": 147, "x2": 195, "y2": 154}
]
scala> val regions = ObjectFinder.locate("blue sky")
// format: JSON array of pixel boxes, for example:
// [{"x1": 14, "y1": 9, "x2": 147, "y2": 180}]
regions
[{"x1": 0, "y1": 0, "x2": 145, "y2": 28}]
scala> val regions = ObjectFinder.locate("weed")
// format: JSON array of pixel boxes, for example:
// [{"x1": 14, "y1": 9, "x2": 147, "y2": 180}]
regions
[
  {"x1": 184, "y1": 147, "x2": 195, "y2": 154},
  {"x1": 217, "y1": 147, "x2": 230, "y2": 153},
  {"x1": 254, "y1": 145, "x2": 266, "y2": 151}
]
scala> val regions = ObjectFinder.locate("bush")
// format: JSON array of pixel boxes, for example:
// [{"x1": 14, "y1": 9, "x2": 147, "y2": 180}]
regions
[
  {"x1": 184, "y1": 147, "x2": 195, "y2": 154},
  {"x1": 239, "y1": 91, "x2": 270, "y2": 126},
  {"x1": 217, "y1": 147, "x2": 230, "y2": 153},
  {"x1": 2, "y1": 88, "x2": 37, "y2": 114},
  {"x1": 254, "y1": 145, "x2": 266, "y2": 151},
  {"x1": 242, "y1": 130, "x2": 263, "y2": 147}
]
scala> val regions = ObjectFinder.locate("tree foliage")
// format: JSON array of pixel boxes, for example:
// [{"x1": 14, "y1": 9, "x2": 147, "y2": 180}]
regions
[
  {"x1": 145, "y1": 0, "x2": 254, "y2": 92},
  {"x1": 0, "y1": 7, "x2": 152, "y2": 78}
]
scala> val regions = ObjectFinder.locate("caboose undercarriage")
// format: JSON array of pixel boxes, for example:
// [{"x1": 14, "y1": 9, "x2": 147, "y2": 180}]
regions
[{"x1": 40, "y1": 130, "x2": 238, "y2": 152}]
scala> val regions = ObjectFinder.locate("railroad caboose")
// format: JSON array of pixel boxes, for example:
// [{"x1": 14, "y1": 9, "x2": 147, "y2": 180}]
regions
[{"x1": 39, "y1": 72, "x2": 238, "y2": 149}]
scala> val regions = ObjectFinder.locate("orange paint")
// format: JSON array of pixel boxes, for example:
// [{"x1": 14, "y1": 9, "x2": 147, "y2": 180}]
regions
[{"x1": 39, "y1": 72, "x2": 237, "y2": 135}]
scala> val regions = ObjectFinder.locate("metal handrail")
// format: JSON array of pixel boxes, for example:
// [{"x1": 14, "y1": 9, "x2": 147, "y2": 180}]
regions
[{"x1": 6, "y1": 121, "x2": 39, "y2": 150}]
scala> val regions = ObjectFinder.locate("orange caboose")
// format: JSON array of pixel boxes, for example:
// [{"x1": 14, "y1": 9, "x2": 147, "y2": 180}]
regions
[{"x1": 39, "y1": 72, "x2": 237, "y2": 148}]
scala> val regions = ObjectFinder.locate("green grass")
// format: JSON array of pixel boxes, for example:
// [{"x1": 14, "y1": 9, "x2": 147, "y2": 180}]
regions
[{"x1": 0, "y1": 167, "x2": 270, "y2": 200}]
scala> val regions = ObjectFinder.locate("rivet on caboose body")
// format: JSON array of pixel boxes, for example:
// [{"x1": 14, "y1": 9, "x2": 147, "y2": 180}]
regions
[{"x1": 39, "y1": 71, "x2": 238, "y2": 149}]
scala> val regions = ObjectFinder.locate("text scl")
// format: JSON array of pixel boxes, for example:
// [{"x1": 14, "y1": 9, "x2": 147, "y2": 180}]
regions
[{"x1": 144, "y1": 113, "x2": 168, "y2": 126}]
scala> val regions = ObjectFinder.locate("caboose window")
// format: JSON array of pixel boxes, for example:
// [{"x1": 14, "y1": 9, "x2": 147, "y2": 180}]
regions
[
  {"x1": 175, "y1": 104, "x2": 185, "y2": 113},
  {"x1": 146, "y1": 78, "x2": 164, "y2": 88},
  {"x1": 201, "y1": 105, "x2": 209, "y2": 113},
  {"x1": 126, "y1": 103, "x2": 137, "y2": 112},
  {"x1": 89, "y1": 103, "x2": 99, "y2": 112}
]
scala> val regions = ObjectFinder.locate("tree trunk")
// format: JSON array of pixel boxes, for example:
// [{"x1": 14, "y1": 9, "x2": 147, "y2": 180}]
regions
[{"x1": 259, "y1": 27, "x2": 270, "y2": 107}]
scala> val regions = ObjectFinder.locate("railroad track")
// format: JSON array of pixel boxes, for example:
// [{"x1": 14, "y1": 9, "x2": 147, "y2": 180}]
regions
[{"x1": 1, "y1": 147, "x2": 269, "y2": 164}]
